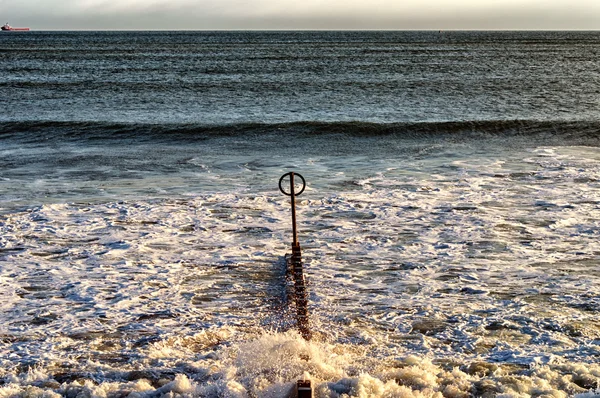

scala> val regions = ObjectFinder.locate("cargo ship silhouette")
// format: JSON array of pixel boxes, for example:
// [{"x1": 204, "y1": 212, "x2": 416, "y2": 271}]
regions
[{"x1": 2, "y1": 23, "x2": 30, "y2": 31}]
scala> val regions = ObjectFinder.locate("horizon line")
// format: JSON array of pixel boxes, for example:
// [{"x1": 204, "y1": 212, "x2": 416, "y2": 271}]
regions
[{"x1": 9, "y1": 28, "x2": 600, "y2": 32}]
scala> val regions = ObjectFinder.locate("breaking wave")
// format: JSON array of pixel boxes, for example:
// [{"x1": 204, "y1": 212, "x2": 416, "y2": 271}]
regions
[{"x1": 1, "y1": 119, "x2": 599, "y2": 145}]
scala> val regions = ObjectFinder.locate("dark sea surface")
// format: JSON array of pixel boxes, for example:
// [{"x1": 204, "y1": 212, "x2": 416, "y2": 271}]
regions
[{"x1": 1, "y1": 31, "x2": 600, "y2": 397}]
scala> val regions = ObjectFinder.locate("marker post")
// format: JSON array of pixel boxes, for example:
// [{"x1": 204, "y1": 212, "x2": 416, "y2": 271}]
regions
[{"x1": 279, "y1": 172, "x2": 311, "y2": 341}]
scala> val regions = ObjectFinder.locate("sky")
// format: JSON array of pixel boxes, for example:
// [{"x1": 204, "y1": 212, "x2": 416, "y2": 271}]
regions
[{"x1": 1, "y1": 0, "x2": 599, "y2": 30}]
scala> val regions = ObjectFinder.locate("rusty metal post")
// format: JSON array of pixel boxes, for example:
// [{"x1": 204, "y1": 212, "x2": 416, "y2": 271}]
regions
[
  {"x1": 297, "y1": 380, "x2": 312, "y2": 398},
  {"x1": 290, "y1": 172, "x2": 299, "y2": 246},
  {"x1": 279, "y1": 172, "x2": 311, "y2": 340},
  {"x1": 279, "y1": 171, "x2": 305, "y2": 247},
  {"x1": 287, "y1": 379, "x2": 312, "y2": 398},
  {"x1": 291, "y1": 243, "x2": 310, "y2": 340}
]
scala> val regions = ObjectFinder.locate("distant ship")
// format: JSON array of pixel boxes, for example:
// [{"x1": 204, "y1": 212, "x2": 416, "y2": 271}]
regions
[{"x1": 1, "y1": 23, "x2": 30, "y2": 31}]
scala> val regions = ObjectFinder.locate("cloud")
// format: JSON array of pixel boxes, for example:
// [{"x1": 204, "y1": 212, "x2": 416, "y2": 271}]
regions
[{"x1": 1, "y1": 0, "x2": 599, "y2": 29}]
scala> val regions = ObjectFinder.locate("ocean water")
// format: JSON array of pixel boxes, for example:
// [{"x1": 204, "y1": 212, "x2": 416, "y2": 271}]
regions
[{"x1": 1, "y1": 30, "x2": 600, "y2": 397}]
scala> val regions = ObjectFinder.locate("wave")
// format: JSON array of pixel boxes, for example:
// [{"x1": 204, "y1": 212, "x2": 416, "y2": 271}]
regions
[{"x1": 1, "y1": 119, "x2": 599, "y2": 145}]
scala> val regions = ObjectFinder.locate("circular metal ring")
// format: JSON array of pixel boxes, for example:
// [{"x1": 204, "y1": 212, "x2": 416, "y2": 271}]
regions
[{"x1": 279, "y1": 172, "x2": 306, "y2": 196}]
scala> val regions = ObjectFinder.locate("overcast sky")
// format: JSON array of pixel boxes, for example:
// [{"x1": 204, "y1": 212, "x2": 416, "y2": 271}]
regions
[{"x1": 2, "y1": 0, "x2": 599, "y2": 30}]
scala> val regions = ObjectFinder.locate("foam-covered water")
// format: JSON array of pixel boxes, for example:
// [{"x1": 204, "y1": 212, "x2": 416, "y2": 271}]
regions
[
  {"x1": 2, "y1": 135, "x2": 600, "y2": 396},
  {"x1": 1, "y1": 31, "x2": 600, "y2": 397}
]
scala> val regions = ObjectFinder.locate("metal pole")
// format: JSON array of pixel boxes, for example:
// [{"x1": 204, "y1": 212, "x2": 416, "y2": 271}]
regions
[
  {"x1": 290, "y1": 172, "x2": 299, "y2": 247},
  {"x1": 291, "y1": 243, "x2": 310, "y2": 340},
  {"x1": 279, "y1": 171, "x2": 311, "y2": 340},
  {"x1": 297, "y1": 380, "x2": 312, "y2": 398}
]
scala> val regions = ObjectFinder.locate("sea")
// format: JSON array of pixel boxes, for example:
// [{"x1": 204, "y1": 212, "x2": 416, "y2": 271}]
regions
[{"x1": 1, "y1": 30, "x2": 600, "y2": 397}]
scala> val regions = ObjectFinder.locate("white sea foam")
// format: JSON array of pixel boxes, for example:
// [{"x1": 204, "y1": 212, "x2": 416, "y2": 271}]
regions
[
  {"x1": 1, "y1": 330, "x2": 599, "y2": 397},
  {"x1": 1, "y1": 144, "x2": 600, "y2": 395}
]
